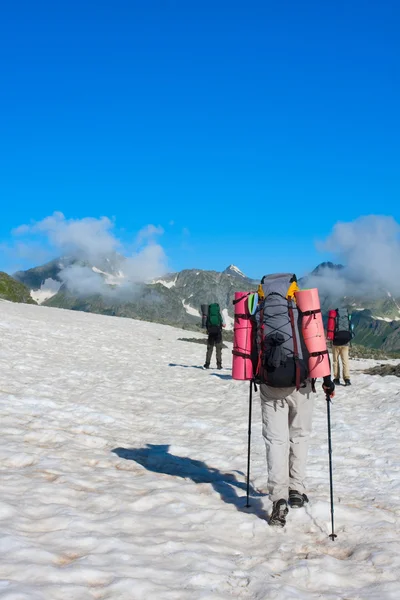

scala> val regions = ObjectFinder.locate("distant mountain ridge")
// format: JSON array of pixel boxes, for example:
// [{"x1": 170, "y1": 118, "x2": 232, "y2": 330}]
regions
[
  {"x1": 311, "y1": 261, "x2": 345, "y2": 275},
  {"x1": 14, "y1": 259, "x2": 258, "y2": 331},
  {"x1": 11, "y1": 258, "x2": 400, "y2": 351}
]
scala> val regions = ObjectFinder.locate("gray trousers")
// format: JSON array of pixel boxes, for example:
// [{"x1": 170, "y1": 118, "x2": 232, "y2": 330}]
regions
[
  {"x1": 205, "y1": 337, "x2": 222, "y2": 366},
  {"x1": 260, "y1": 382, "x2": 314, "y2": 502}
]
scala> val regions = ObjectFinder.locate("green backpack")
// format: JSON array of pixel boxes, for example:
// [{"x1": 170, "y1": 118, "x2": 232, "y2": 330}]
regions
[{"x1": 208, "y1": 303, "x2": 222, "y2": 331}]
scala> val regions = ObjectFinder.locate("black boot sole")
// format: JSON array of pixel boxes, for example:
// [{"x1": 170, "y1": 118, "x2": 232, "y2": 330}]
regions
[{"x1": 288, "y1": 492, "x2": 309, "y2": 509}]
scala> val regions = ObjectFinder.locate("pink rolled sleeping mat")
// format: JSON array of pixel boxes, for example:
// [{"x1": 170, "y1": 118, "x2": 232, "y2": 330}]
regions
[
  {"x1": 295, "y1": 288, "x2": 331, "y2": 379},
  {"x1": 232, "y1": 291, "x2": 255, "y2": 380},
  {"x1": 327, "y1": 309, "x2": 337, "y2": 341}
]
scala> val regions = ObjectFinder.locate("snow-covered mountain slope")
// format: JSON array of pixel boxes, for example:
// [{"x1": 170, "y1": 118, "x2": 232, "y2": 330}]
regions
[
  {"x1": 14, "y1": 256, "x2": 127, "y2": 305},
  {"x1": 1, "y1": 301, "x2": 400, "y2": 599},
  {"x1": 14, "y1": 258, "x2": 400, "y2": 349},
  {"x1": 223, "y1": 264, "x2": 247, "y2": 278},
  {"x1": 30, "y1": 277, "x2": 61, "y2": 304},
  {"x1": 14, "y1": 261, "x2": 256, "y2": 331}
]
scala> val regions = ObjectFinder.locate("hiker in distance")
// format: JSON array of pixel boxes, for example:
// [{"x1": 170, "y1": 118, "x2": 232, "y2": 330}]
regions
[
  {"x1": 332, "y1": 308, "x2": 353, "y2": 386},
  {"x1": 327, "y1": 307, "x2": 354, "y2": 385},
  {"x1": 204, "y1": 303, "x2": 226, "y2": 370},
  {"x1": 254, "y1": 274, "x2": 335, "y2": 527}
]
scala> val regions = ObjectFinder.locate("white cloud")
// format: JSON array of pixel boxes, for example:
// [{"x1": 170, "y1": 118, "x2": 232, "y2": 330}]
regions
[
  {"x1": 7, "y1": 213, "x2": 170, "y2": 299},
  {"x1": 125, "y1": 244, "x2": 168, "y2": 284},
  {"x1": 312, "y1": 215, "x2": 400, "y2": 297},
  {"x1": 22, "y1": 213, "x2": 120, "y2": 263},
  {"x1": 136, "y1": 224, "x2": 164, "y2": 247},
  {"x1": 59, "y1": 265, "x2": 109, "y2": 297}
]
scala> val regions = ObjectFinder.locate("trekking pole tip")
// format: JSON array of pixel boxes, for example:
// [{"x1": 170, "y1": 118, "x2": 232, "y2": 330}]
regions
[{"x1": 329, "y1": 533, "x2": 338, "y2": 541}]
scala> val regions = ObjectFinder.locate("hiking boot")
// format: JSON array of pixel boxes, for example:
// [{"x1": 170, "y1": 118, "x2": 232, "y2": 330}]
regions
[
  {"x1": 344, "y1": 379, "x2": 351, "y2": 386},
  {"x1": 203, "y1": 363, "x2": 210, "y2": 369},
  {"x1": 217, "y1": 363, "x2": 222, "y2": 370},
  {"x1": 333, "y1": 378, "x2": 340, "y2": 385},
  {"x1": 288, "y1": 489, "x2": 309, "y2": 509},
  {"x1": 269, "y1": 499, "x2": 289, "y2": 527}
]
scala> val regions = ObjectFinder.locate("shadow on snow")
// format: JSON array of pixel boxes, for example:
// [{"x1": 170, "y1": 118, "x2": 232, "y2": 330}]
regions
[
  {"x1": 168, "y1": 363, "x2": 205, "y2": 370},
  {"x1": 112, "y1": 443, "x2": 268, "y2": 520},
  {"x1": 168, "y1": 363, "x2": 232, "y2": 379}
]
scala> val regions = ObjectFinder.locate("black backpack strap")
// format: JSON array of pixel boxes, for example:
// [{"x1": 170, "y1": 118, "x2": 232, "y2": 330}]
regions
[
  {"x1": 232, "y1": 294, "x2": 252, "y2": 323},
  {"x1": 309, "y1": 349, "x2": 329, "y2": 357},
  {"x1": 301, "y1": 308, "x2": 322, "y2": 317},
  {"x1": 288, "y1": 299, "x2": 301, "y2": 390},
  {"x1": 234, "y1": 313, "x2": 251, "y2": 320},
  {"x1": 255, "y1": 305, "x2": 264, "y2": 381},
  {"x1": 232, "y1": 349, "x2": 252, "y2": 359},
  {"x1": 232, "y1": 293, "x2": 251, "y2": 306}
]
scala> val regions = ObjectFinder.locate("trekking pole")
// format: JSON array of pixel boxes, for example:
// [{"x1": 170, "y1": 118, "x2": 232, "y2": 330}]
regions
[
  {"x1": 245, "y1": 380, "x2": 255, "y2": 507},
  {"x1": 326, "y1": 393, "x2": 338, "y2": 540}
]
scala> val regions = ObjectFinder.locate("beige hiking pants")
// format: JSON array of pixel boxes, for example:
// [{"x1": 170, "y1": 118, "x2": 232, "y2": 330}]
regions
[
  {"x1": 332, "y1": 345, "x2": 350, "y2": 380},
  {"x1": 260, "y1": 383, "x2": 314, "y2": 502}
]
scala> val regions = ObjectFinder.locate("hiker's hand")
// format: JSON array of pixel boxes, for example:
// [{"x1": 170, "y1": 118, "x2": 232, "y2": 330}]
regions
[
  {"x1": 222, "y1": 324, "x2": 226, "y2": 328},
  {"x1": 322, "y1": 375, "x2": 335, "y2": 398}
]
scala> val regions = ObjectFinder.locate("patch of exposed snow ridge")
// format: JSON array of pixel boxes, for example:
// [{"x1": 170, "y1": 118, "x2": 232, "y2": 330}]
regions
[
  {"x1": 30, "y1": 278, "x2": 61, "y2": 304},
  {"x1": 352, "y1": 307, "x2": 400, "y2": 322},
  {"x1": 182, "y1": 300, "x2": 200, "y2": 317},
  {"x1": 91, "y1": 266, "x2": 126, "y2": 285},
  {"x1": 153, "y1": 277, "x2": 177, "y2": 289},
  {"x1": 386, "y1": 291, "x2": 400, "y2": 314},
  {"x1": 226, "y1": 264, "x2": 246, "y2": 277},
  {"x1": 222, "y1": 308, "x2": 234, "y2": 330},
  {"x1": 372, "y1": 315, "x2": 400, "y2": 322}
]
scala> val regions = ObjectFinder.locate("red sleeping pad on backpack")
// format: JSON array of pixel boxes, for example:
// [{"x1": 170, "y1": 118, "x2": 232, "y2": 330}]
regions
[
  {"x1": 295, "y1": 288, "x2": 331, "y2": 379},
  {"x1": 232, "y1": 292, "x2": 255, "y2": 380},
  {"x1": 327, "y1": 309, "x2": 337, "y2": 341}
]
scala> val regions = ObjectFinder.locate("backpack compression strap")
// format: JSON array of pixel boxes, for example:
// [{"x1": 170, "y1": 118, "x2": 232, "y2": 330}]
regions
[
  {"x1": 233, "y1": 293, "x2": 252, "y2": 322},
  {"x1": 288, "y1": 299, "x2": 301, "y2": 390},
  {"x1": 255, "y1": 305, "x2": 264, "y2": 380},
  {"x1": 232, "y1": 293, "x2": 251, "y2": 305},
  {"x1": 232, "y1": 349, "x2": 252, "y2": 358},
  {"x1": 301, "y1": 308, "x2": 322, "y2": 316},
  {"x1": 300, "y1": 307, "x2": 329, "y2": 359}
]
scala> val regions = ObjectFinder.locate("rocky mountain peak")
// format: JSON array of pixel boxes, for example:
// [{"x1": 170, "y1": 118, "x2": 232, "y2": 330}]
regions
[
  {"x1": 222, "y1": 265, "x2": 246, "y2": 278},
  {"x1": 311, "y1": 262, "x2": 345, "y2": 276}
]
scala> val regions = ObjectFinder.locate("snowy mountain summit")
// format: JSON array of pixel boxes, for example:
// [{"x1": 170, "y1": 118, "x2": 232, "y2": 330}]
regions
[{"x1": 222, "y1": 264, "x2": 247, "y2": 278}]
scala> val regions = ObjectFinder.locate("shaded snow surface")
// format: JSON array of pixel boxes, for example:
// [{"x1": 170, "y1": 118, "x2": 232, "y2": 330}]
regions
[{"x1": 1, "y1": 300, "x2": 400, "y2": 599}]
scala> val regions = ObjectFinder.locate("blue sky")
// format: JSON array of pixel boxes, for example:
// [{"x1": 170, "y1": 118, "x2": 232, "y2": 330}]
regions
[{"x1": 1, "y1": 0, "x2": 399, "y2": 279}]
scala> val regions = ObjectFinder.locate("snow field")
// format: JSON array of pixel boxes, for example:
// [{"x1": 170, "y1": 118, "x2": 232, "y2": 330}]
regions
[{"x1": 0, "y1": 300, "x2": 400, "y2": 599}]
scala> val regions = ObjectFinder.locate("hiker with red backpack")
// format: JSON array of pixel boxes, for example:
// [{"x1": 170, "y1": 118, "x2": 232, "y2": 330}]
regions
[
  {"x1": 327, "y1": 307, "x2": 354, "y2": 386},
  {"x1": 253, "y1": 274, "x2": 335, "y2": 527},
  {"x1": 204, "y1": 303, "x2": 226, "y2": 370}
]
